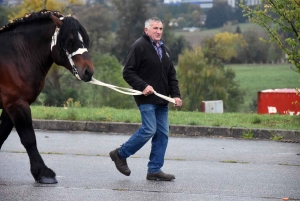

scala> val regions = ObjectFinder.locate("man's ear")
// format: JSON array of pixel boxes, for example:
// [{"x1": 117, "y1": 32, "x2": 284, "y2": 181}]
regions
[
  {"x1": 51, "y1": 14, "x2": 63, "y2": 27},
  {"x1": 144, "y1": 27, "x2": 148, "y2": 34}
]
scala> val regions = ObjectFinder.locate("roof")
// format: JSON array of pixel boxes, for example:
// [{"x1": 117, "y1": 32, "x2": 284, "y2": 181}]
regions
[{"x1": 259, "y1": 88, "x2": 299, "y2": 93}]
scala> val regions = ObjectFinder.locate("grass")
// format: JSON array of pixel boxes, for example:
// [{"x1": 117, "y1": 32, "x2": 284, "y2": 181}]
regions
[
  {"x1": 241, "y1": 129, "x2": 254, "y2": 139},
  {"x1": 24, "y1": 106, "x2": 300, "y2": 130},
  {"x1": 227, "y1": 64, "x2": 300, "y2": 113},
  {"x1": 270, "y1": 132, "x2": 284, "y2": 141}
]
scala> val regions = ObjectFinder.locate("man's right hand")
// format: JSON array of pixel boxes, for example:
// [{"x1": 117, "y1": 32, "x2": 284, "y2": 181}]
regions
[{"x1": 142, "y1": 85, "x2": 154, "y2": 96}]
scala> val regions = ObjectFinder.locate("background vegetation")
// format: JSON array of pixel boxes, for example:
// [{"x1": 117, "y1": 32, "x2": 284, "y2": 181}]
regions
[{"x1": 242, "y1": 0, "x2": 300, "y2": 73}]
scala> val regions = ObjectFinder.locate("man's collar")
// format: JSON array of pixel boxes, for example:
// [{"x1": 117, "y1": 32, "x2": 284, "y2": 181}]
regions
[
  {"x1": 143, "y1": 32, "x2": 164, "y2": 45},
  {"x1": 151, "y1": 39, "x2": 164, "y2": 46}
]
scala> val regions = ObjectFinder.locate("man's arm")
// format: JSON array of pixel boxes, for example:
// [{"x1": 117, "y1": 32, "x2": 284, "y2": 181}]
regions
[{"x1": 123, "y1": 46, "x2": 148, "y2": 92}]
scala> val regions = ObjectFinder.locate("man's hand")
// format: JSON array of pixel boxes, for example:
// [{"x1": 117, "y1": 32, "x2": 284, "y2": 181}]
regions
[
  {"x1": 142, "y1": 85, "x2": 154, "y2": 96},
  {"x1": 173, "y1": 97, "x2": 182, "y2": 107}
]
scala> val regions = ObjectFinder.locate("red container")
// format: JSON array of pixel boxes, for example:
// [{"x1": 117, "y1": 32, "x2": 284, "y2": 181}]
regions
[{"x1": 257, "y1": 88, "x2": 300, "y2": 115}]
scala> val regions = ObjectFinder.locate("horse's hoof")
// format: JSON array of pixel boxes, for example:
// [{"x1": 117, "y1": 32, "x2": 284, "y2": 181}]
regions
[{"x1": 38, "y1": 176, "x2": 58, "y2": 184}]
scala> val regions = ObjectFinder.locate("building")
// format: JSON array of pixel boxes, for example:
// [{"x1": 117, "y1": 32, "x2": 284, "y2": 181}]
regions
[
  {"x1": 227, "y1": 0, "x2": 261, "y2": 7},
  {"x1": 164, "y1": 0, "x2": 214, "y2": 8},
  {"x1": 164, "y1": 0, "x2": 260, "y2": 8},
  {"x1": 1, "y1": 0, "x2": 22, "y2": 6}
]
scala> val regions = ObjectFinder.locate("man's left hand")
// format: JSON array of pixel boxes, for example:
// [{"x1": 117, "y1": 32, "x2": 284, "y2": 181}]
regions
[{"x1": 173, "y1": 97, "x2": 182, "y2": 107}]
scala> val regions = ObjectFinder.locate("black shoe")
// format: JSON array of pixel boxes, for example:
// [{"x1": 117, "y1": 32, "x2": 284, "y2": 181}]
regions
[
  {"x1": 146, "y1": 171, "x2": 175, "y2": 181},
  {"x1": 109, "y1": 148, "x2": 131, "y2": 176}
]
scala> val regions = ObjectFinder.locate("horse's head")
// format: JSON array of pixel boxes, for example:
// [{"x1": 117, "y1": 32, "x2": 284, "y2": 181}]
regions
[{"x1": 50, "y1": 15, "x2": 94, "y2": 82}]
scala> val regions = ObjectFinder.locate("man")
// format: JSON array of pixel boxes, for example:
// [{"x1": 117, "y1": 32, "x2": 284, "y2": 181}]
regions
[{"x1": 109, "y1": 17, "x2": 182, "y2": 181}]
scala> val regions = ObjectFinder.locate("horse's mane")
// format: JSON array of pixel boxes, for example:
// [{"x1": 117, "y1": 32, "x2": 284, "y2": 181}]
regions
[
  {"x1": 0, "y1": 9, "x2": 90, "y2": 57},
  {"x1": 0, "y1": 9, "x2": 64, "y2": 33}
]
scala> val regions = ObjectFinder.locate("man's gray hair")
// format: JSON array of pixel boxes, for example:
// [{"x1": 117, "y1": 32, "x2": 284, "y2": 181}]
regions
[{"x1": 145, "y1": 17, "x2": 162, "y2": 29}]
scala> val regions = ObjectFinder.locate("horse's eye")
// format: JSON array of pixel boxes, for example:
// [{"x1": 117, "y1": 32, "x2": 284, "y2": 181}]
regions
[{"x1": 67, "y1": 39, "x2": 74, "y2": 49}]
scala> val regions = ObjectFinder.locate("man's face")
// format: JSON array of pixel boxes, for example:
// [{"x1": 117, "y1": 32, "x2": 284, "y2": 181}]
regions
[{"x1": 144, "y1": 20, "x2": 163, "y2": 43}]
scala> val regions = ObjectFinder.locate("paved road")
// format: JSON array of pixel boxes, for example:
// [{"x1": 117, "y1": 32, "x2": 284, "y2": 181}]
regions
[{"x1": 0, "y1": 130, "x2": 299, "y2": 201}]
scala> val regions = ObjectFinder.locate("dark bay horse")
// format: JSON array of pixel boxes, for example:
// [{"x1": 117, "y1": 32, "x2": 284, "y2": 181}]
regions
[{"x1": 0, "y1": 10, "x2": 94, "y2": 184}]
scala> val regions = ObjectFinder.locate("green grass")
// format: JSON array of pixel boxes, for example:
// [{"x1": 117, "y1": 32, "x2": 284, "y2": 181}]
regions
[
  {"x1": 25, "y1": 106, "x2": 300, "y2": 130},
  {"x1": 241, "y1": 129, "x2": 254, "y2": 139},
  {"x1": 1, "y1": 104, "x2": 299, "y2": 130},
  {"x1": 227, "y1": 64, "x2": 300, "y2": 112}
]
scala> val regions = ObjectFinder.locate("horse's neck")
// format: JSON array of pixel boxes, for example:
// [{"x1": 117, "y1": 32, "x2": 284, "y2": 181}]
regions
[{"x1": 16, "y1": 22, "x2": 55, "y2": 70}]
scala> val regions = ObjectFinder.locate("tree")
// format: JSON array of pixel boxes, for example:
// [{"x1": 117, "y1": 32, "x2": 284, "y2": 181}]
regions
[
  {"x1": 201, "y1": 32, "x2": 247, "y2": 66},
  {"x1": 0, "y1": 5, "x2": 8, "y2": 27},
  {"x1": 74, "y1": 4, "x2": 114, "y2": 54},
  {"x1": 242, "y1": 0, "x2": 300, "y2": 72},
  {"x1": 158, "y1": 13, "x2": 191, "y2": 64},
  {"x1": 212, "y1": 32, "x2": 247, "y2": 63},
  {"x1": 235, "y1": 25, "x2": 242, "y2": 33},
  {"x1": 234, "y1": 0, "x2": 247, "y2": 23},
  {"x1": 10, "y1": 0, "x2": 83, "y2": 19},
  {"x1": 177, "y1": 47, "x2": 244, "y2": 112},
  {"x1": 40, "y1": 67, "x2": 78, "y2": 106},
  {"x1": 79, "y1": 53, "x2": 136, "y2": 108},
  {"x1": 111, "y1": 0, "x2": 150, "y2": 62},
  {"x1": 237, "y1": 29, "x2": 270, "y2": 64},
  {"x1": 148, "y1": 2, "x2": 204, "y2": 28},
  {"x1": 201, "y1": 36, "x2": 245, "y2": 111},
  {"x1": 205, "y1": 3, "x2": 234, "y2": 29}
]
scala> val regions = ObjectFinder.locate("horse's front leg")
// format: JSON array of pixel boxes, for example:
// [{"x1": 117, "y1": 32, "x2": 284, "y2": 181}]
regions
[
  {"x1": 6, "y1": 102, "x2": 57, "y2": 184},
  {"x1": 0, "y1": 109, "x2": 14, "y2": 149}
]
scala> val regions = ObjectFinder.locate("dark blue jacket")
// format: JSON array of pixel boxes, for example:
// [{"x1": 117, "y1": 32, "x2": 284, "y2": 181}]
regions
[{"x1": 123, "y1": 33, "x2": 181, "y2": 105}]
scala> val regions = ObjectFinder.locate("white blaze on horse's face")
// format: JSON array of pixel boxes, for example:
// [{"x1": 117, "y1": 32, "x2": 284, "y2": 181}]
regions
[{"x1": 51, "y1": 21, "x2": 88, "y2": 80}]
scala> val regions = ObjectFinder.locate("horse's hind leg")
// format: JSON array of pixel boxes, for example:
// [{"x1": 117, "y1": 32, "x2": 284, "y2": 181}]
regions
[
  {"x1": 6, "y1": 103, "x2": 57, "y2": 184},
  {"x1": 0, "y1": 109, "x2": 14, "y2": 149}
]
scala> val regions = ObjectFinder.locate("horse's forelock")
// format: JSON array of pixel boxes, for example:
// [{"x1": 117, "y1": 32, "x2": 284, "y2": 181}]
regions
[{"x1": 78, "y1": 23, "x2": 90, "y2": 48}]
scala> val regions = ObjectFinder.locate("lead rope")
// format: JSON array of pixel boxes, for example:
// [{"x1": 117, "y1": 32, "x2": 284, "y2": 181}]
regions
[{"x1": 88, "y1": 77, "x2": 176, "y2": 104}]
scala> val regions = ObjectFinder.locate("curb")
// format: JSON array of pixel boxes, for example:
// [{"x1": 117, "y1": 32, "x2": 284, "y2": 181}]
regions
[{"x1": 32, "y1": 119, "x2": 300, "y2": 142}]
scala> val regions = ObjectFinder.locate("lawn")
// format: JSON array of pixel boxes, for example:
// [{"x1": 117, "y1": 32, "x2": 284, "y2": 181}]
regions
[
  {"x1": 25, "y1": 106, "x2": 300, "y2": 130},
  {"x1": 227, "y1": 64, "x2": 300, "y2": 113}
]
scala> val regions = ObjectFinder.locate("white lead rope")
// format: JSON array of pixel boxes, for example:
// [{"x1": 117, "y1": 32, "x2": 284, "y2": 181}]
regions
[{"x1": 89, "y1": 77, "x2": 176, "y2": 104}]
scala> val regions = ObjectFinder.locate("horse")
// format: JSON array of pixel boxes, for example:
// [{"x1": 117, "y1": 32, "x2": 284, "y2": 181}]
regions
[{"x1": 0, "y1": 10, "x2": 94, "y2": 184}]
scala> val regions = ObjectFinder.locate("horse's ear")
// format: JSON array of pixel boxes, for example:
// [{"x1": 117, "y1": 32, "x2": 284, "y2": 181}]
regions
[{"x1": 51, "y1": 14, "x2": 63, "y2": 27}]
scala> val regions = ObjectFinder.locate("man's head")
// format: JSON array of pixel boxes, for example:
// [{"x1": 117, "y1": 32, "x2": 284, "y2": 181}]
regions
[{"x1": 144, "y1": 17, "x2": 163, "y2": 44}]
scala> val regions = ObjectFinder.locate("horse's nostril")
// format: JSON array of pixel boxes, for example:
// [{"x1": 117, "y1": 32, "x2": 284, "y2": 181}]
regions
[{"x1": 83, "y1": 68, "x2": 93, "y2": 81}]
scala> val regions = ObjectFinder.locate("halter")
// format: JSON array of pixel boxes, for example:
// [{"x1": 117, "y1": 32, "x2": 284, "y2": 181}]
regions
[{"x1": 51, "y1": 17, "x2": 88, "y2": 80}]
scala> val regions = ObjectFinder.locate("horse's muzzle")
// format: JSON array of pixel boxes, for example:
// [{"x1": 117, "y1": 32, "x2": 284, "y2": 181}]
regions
[{"x1": 82, "y1": 68, "x2": 94, "y2": 82}]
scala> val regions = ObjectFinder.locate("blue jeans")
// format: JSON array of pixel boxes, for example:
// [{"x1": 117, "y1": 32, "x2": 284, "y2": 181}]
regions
[{"x1": 119, "y1": 104, "x2": 169, "y2": 173}]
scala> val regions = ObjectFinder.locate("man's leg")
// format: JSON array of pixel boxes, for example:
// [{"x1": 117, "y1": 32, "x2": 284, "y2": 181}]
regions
[
  {"x1": 146, "y1": 105, "x2": 175, "y2": 181},
  {"x1": 110, "y1": 104, "x2": 156, "y2": 176},
  {"x1": 119, "y1": 104, "x2": 157, "y2": 158}
]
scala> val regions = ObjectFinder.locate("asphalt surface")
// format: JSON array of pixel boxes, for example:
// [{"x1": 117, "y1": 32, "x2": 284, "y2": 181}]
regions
[{"x1": 0, "y1": 130, "x2": 300, "y2": 201}]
